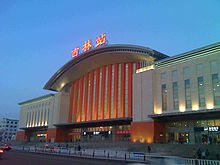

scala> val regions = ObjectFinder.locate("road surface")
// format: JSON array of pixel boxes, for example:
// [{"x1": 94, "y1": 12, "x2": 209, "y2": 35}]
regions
[{"x1": 0, "y1": 151, "x2": 135, "y2": 165}]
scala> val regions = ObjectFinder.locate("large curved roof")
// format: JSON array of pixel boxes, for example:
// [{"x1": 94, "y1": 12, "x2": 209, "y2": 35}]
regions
[{"x1": 44, "y1": 44, "x2": 168, "y2": 91}]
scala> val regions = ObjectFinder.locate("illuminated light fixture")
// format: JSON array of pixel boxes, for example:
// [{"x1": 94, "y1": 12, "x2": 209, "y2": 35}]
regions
[
  {"x1": 154, "y1": 108, "x2": 162, "y2": 114},
  {"x1": 207, "y1": 103, "x2": 214, "y2": 110},
  {"x1": 136, "y1": 65, "x2": 155, "y2": 73},
  {"x1": 179, "y1": 105, "x2": 185, "y2": 112},
  {"x1": 61, "y1": 83, "x2": 65, "y2": 88},
  {"x1": 140, "y1": 138, "x2": 145, "y2": 143},
  {"x1": 132, "y1": 139, "x2": 137, "y2": 143},
  {"x1": 192, "y1": 104, "x2": 199, "y2": 111}
]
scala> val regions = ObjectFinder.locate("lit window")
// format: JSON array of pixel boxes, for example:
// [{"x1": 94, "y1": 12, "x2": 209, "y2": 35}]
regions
[
  {"x1": 183, "y1": 67, "x2": 190, "y2": 76},
  {"x1": 161, "y1": 72, "x2": 166, "y2": 81},
  {"x1": 172, "y1": 70, "x2": 177, "y2": 80},
  {"x1": 162, "y1": 84, "x2": 167, "y2": 111},
  {"x1": 212, "y1": 74, "x2": 220, "y2": 106},
  {"x1": 173, "y1": 82, "x2": 179, "y2": 110},
  {"x1": 185, "y1": 79, "x2": 191, "y2": 109},
  {"x1": 198, "y1": 76, "x2": 205, "y2": 107}
]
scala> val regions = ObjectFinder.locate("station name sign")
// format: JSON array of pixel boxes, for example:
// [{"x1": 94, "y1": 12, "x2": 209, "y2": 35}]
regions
[
  {"x1": 71, "y1": 33, "x2": 107, "y2": 58},
  {"x1": 204, "y1": 126, "x2": 219, "y2": 132}
]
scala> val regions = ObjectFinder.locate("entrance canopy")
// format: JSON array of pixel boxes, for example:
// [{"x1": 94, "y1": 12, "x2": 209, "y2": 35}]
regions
[{"x1": 149, "y1": 108, "x2": 220, "y2": 121}]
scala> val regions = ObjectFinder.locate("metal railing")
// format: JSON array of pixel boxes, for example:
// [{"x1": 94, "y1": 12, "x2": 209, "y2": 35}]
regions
[{"x1": 12, "y1": 146, "x2": 220, "y2": 165}]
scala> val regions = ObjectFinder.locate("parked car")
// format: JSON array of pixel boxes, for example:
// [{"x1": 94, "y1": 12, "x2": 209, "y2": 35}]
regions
[
  {"x1": 0, "y1": 148, "x2": 4, "y2": 158},
  {"x1": 2, "y1": 144, "x2": 12, "y2": 151}
]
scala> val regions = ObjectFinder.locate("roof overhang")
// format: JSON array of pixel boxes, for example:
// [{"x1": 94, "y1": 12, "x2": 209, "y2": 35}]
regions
[
  {"x1": 54, "y1": 117, "x2": 132, "y2": 129},
  {"x1": 19, "y1": 126, "x2": 48, "y2": 131},
  {"x1": 148, "y1": 108, "x2": 220, "y2": 121},
  {"x1": 44, "y1": 44, "x2": 168, "y2": 91}
]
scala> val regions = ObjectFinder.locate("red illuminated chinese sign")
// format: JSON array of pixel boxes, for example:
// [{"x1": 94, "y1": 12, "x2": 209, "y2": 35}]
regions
[
  {"x1": 71, "y1": 47, "x2": 80, "y2": 58},
  {"x1": 82, "y1": 40, "x2": 92, "y2": 52},
  {"x1": 71, "y1": 34, "x2": 107, "y2": 58},
  {"x1": 95, "y1": 33, "x2": 106, "y2": 48}
]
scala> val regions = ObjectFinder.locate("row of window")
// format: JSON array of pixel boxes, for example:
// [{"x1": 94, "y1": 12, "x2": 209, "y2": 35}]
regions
[
  {"x1": 0, "y1": 125, "x2": 17, "y2": 128},
  {"x1": 161, "y1": 60, "x2": 218, "y2": 81},
  {"x1": 162, "y1": 73, "x2": 220, "y2": 111},
  {"x1": 1, "y1": 121, "x2": 18, "y2": 124}
]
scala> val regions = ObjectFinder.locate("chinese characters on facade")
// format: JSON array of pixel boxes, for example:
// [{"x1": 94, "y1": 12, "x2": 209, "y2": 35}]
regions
[{"x1": 71, "y1": 33, "x2": 107, "y2": 58}]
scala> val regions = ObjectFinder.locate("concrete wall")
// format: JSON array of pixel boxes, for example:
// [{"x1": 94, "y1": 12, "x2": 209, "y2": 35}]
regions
[{"x1": 133, "y1": 69, "x2": 154, "y2": 122}]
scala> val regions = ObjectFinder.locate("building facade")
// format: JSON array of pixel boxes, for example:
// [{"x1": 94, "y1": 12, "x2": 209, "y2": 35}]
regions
[
  {"x1": 0, "y1": 118, "x2": 18, "y2": 142},
  {"x1": 133, "y1": 42, "x2": 220, "y2": 144},
  {"x1": 16, "y1": 43, "x2": 220, "y2": 144}
]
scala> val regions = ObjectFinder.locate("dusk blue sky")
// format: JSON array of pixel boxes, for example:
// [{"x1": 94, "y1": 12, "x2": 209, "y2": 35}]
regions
[{"x1": 0, "y1": 0, "x2": 220, "y2": 119}]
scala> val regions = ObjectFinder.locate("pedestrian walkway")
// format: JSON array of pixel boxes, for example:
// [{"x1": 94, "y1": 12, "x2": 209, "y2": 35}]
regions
[{"x1": 12, "y1": 145, "x2": 220, "y2": 165}]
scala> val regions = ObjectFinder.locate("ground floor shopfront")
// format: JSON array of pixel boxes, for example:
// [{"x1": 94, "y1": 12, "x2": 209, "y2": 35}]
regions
[
  {"x1": 68, "y1": 125, "x2": 131, "y2": 142},
  {"x1": 165, "y1": 119, "x2": 220, "y2": 144}
]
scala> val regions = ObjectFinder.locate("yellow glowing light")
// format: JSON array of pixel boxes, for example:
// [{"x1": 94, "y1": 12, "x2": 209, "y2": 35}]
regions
[
  {"x1": 154, "y1": 108, "x2": 162, "y2": 114},
  {"x1": 140, "y1": 138, "x2": 145, "y2": 143},
  {"x1": 207, "y1": 103, "x2": 214, "y2": 109},
  {"x1": 179, "y1": 105, "x2": 185, "y2": 112},
  {"x1": 132, "y1": 139, "x2": 137, "y2": 143},
  {"x1": 61, "y1": 83, "x2": 65, "y2": 88},
  {"x1": 136, "y1": 65, "x2": 155, "y2": 73},
  {"x1": 192, "y1": 104, "x2": 199, "y2": 111},
  {"x1": 148, "y1": 138, "x2": 153, "y2": 143}
]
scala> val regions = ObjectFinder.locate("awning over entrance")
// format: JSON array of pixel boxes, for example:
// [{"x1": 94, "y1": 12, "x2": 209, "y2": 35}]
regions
[
  {"x1": 54, "y1": 117, "x2": 132, "y2": 128},
  {"x1": 19, "y1": 126, "x2": 48, "y2": 131},
  {"x1": 148, "y1": 108, "x2": 220, "y2": 121}
]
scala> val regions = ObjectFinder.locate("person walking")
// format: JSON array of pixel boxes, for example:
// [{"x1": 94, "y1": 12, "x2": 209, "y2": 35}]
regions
[{"x1": 147, "y1": 145, "x2": 151, "y2": 155}]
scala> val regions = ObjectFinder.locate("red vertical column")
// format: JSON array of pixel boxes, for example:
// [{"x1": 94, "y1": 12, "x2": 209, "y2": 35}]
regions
[
  {"x1": 94, "y1": 68, "x2": 100, "y2": 120},
  {"x1": 136, "y1": 62, "x2": 140, "y2": 70},
  {"x1": 83, "y1": 73, "x2": 89, "y2": 121},
  {"x1": 106, "y1": 64, "x2": 112, "y2": 119},
  {"x1": 68, "y1": 83, "x2": 75, "y2": 123},
  {"x1": 73, "y1": 80, "x2": 79, "y2": 122},
  {"x1": 120, "y1": 63, "x2": 125, "y2": 118},
  {"x1": 100, "y1": 66, "x2": 106, "y2": 120},
  {"x1": 113, "y1": 64, "x2": 119, "y2": 118},
  {"x1": 78, "y1": 76, "x2": 84, "y2": 122},
  {"x1": 128, "y1": 63, "x2": 133, "y2": 118},
  {"x1": 88, "y1": 70, "x2": 94, "y2": 121}
]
